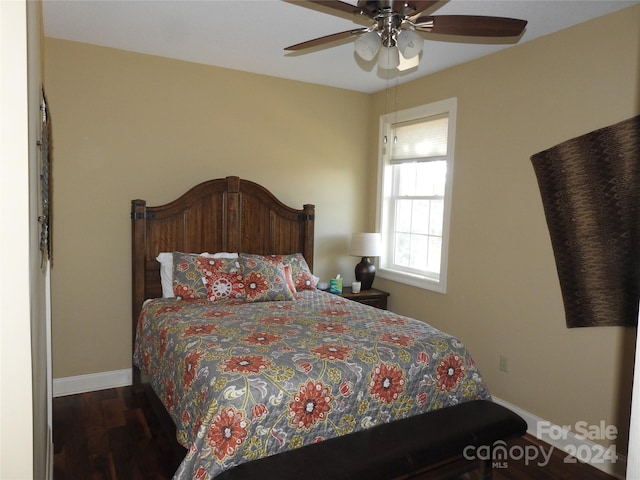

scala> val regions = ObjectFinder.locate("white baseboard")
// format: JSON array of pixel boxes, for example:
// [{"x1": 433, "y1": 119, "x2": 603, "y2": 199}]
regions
[
  {"x1": 492, "y1": 396, "x2": 627, "y2": 479},
  {"x1": 52, "y1": 368, "x2": 132, "y2": 397},
  {"x1": 51, "y1": 371, "x2": 626, "y2": 477}
]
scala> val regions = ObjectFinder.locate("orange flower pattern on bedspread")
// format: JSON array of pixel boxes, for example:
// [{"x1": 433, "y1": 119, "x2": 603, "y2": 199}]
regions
[{"x1": 133, "y1": 290, "x2": 491, "y2": 480}]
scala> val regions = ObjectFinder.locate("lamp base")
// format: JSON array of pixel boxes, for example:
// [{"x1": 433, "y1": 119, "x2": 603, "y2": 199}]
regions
[{"x1": 355, "y1": 257, "x2": 376, "y2": 290}]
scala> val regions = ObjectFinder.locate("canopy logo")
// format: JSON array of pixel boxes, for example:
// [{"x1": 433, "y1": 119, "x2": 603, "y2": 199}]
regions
[{"x1": 463, "y1": 440, "x2": 554, "y2": 468}]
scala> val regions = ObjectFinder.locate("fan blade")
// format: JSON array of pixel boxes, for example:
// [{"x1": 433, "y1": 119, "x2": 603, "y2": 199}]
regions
[
  {"x1": 357, "y1": 1, "x2": 384, "y2": 17},
  {"x1": 358, "y1": 0, "x2": 428, "y2": 17},
  {"x1": 414, "y1": 15, "x2": 527, "y2": 37},
  {"x1": 285, "y1": 28, "x2": 367, "y2": 51},
  {"x1": 400, "y1": 1, "x2": 440, "y2": 17},
  {"x1": 356, "y1": 1, "x2": 438, "y2": 17},
  {"x1": 306, "y1": 0, "x2": 364, "y2": 16}
]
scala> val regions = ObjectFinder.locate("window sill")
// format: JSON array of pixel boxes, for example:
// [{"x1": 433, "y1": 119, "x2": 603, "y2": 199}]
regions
[{"x1": 377, "y1": 268, "x2": 446, "y2": 293}]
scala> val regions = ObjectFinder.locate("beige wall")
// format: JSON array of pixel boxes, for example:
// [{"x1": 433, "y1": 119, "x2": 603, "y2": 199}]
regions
[
  {"x1": 45, "y1": 3, "x2": 638, "y2": 459},
  {"x1": 44, "y1": 39, "x2": 371, "y2": 378},
  {"x1": 371, "y1": 5, "x2": 639, "y2": 454}
]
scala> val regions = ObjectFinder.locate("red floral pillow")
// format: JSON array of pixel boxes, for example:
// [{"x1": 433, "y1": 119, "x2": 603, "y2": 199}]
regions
[
  {"x1": 239, "y1": 254, "x2": 295, "y2": 302},
  {"x1": 281, "y1": 253, "x2": 316, "y2": 291},
  {"x1": 202, "y1": 265, "x2": 246, "y2": 302},
  {"x1": 173, "y1": 254, "x2": 244, "y2": 301}
]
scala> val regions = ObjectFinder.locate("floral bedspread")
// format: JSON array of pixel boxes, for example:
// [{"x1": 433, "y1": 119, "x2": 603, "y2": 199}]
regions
[{"x1": 133, "y1": 290, "x2": 491, "y2": 480}]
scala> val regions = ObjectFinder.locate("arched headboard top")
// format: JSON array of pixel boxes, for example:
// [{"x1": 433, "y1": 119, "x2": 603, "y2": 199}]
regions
[{"x1": 131, "y1": 176, "x2": 315, "y2": 355}]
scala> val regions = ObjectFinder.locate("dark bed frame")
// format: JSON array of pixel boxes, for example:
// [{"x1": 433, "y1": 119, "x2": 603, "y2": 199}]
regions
[{"x1": 131, "y1": 176, "x2": 526, "y2": 479}]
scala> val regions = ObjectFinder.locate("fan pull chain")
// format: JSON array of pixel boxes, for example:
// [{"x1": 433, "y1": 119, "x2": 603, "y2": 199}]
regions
[{"x1": 393, "y1": 74, "x2": 399, "y2": 145}]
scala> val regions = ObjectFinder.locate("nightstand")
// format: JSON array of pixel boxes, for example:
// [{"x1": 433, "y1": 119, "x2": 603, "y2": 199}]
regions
[{"x1": 336, "y1": 287, "x2": 389, "y2": 310}]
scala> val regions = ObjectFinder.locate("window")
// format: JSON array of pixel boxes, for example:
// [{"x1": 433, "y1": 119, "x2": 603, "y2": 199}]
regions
[{"x1": 376, "y1": 98, "x2": 456, "y2": 293}]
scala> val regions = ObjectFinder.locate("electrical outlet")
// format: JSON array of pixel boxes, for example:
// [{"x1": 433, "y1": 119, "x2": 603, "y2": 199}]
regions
[{"x1": 499, "y1": 355, "x2": 508, "y2": 373}]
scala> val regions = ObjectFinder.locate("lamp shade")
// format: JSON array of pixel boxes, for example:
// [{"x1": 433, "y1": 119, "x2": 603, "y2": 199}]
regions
[
  {"x1": 377, "y1": 45, "x2": 400, "y2": 69},
  {"x1": 350, "y1": 233, "x2": 382, "y2": 258},
  {"x1": 355, "y1": 31, "x2": 381, "y2": 62},
  {"x1": 397, "y1": 29, "x2": 423, "y2": 59}
]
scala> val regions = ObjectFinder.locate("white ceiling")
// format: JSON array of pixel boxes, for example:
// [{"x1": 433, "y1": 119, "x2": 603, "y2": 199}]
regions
[{"x1": 42, "y1": 0, "x2": 639, "y2": 94}]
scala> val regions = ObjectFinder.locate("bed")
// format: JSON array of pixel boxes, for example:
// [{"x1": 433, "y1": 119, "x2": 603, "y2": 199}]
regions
[{"x1": 131, "y1": 176, "x2": 525, "y2": 480}]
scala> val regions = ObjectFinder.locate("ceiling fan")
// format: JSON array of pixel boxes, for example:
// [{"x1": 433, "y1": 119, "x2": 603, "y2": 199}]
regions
[{"x1": 284, "y1": 1, "x2": 528, "y2": 71}]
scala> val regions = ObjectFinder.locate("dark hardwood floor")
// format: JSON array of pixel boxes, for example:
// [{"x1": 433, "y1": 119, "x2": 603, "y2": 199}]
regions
[{"x1": 53, "y1": 387, "x2": 616, "y2": 480}]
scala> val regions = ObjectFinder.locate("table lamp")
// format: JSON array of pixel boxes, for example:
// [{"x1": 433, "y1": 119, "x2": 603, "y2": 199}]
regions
[{"x1": 349, "y1": 233, "x2": 381, "y2": 290}]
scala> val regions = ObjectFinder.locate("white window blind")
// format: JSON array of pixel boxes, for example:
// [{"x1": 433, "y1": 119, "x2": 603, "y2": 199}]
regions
[{"x1": 390, "y1": 114, "x2": 449, "y2": 164}]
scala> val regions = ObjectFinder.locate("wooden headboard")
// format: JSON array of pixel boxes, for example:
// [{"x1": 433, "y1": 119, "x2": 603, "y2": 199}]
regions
[{"x1": 131, "y1": 176, "x2": 315, "y2": 379}]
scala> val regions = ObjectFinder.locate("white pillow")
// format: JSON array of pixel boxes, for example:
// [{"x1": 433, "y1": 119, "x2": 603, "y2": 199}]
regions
[{"x1": 156, "y1": 252, "x2": 238, "y2": 298}]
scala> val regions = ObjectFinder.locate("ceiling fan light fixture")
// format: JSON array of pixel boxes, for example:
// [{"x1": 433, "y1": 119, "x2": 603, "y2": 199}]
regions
[
  {"x1": 286, "y1": 2, "x2": 528, "y2": 74},
  {"x1": 355, "y1": 31, "x2": 381, "y2": 62},
  {"x1": 377, "y1": 45, "x2": 400, "y2": 69},
  {"x1": 397, "y1": 29, "x2": 423, "y2": 59}
]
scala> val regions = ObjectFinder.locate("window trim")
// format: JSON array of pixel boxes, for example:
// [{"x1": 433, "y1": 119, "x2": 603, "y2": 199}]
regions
[{"x1": 375, "y1": 98, "x2": 457, "y2": 293}]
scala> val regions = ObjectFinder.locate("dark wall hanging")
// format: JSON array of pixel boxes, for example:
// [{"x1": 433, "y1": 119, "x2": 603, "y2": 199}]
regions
[{"x1": 531, "y1": 115, "x2": 640, "y2": 328}]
